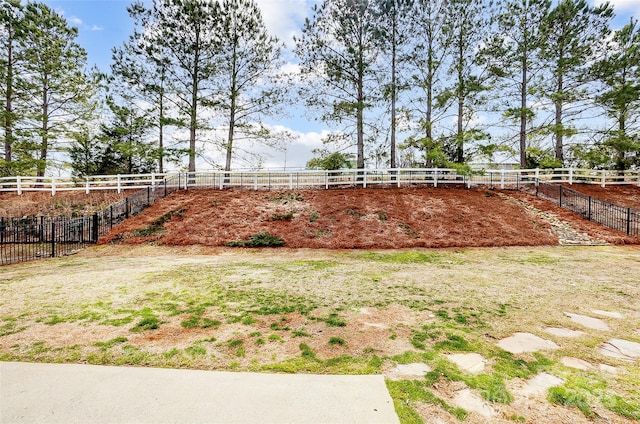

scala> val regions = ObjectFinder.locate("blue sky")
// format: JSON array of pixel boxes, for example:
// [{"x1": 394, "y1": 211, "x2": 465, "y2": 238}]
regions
[{"x1": 39, "y1": 0, "x2": 640, "y2": 170}]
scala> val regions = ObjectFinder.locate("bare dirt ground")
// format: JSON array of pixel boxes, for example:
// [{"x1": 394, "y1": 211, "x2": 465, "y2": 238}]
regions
[{"x1": 98, "y1": 187, "x2": 639, "y2": 248}]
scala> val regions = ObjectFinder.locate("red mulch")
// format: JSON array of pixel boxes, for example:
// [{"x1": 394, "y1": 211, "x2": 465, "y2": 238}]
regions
[{"x1": 100, "y1": 187, "x2": 562, "y2": 248}]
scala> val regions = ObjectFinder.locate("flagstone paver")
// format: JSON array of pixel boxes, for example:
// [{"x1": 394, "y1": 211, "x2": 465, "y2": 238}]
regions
[
  {"x1": 497, "y1": 332, "x2": 559, "y2": 354},
  {"x1": 599, "y1": 364, "x2": 621, "y2": 374},
  {"x1": 544, "y1": 327, "x2": 585, "y2": 338},
  {"x1": 560, "y1": 357, "x2": 593, "y2": 371},
  {"x1": 445, "y1": 353, "x2": 486, "y2": 375},
  {"x1": 564, "y1": 312, "x2": 610, "y2": 331},
  {"x1": 518, "y1": 373, "x2": 564, "y2": 397},
  {"x1": 591, "y1": 310, "x2": 624, "y2": 319},
  {"x1": 598, "y1": 339, "x2": 640, "y2": 361},
  {"x1": 386, "y1": 363, "x2": 432, "y2": 381},
  {"x1": 452, "y1": 389, "x2": 496, "y2": 418}
]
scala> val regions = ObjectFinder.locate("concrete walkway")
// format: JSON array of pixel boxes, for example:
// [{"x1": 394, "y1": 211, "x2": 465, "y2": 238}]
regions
[{"x1": 0, "y1": 362, "x2": 399, "y2": 424}]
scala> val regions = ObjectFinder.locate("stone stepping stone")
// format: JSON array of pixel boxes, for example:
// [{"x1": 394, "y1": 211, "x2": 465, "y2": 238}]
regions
[
  {"x1": 560, "y1": 357, "x2": 593, "y2": 371},
  {"x1": 386, "y1": 363, "x2": 431, "y2": 380},
  {"x1": 497, "y1": 332, "x2": 559, "y2": 354},
  {"x1": 445, "y1": 353, "x2": 486, "y2": 375},
  {"x1": 592, "y1": 310, "x2": 624, "y2": 319},
  {"x1": 452, "y1": 388, "x2": 496, "y2": 418},
  {"x1": 564, "y1": 312, "x2": 610, "y2": 331},
  {"x1": 598, "y1": 339, "x2": 640, "y2": 362},
  {"x1": 518, "y1": 373, "x2": 564, "y2": 397},
  {"x1": 599, "y1": 364, "x2": 621, "y2": 374},
  {"x1": 544, "y1": 327, "x2": 585, "y2": 338}
]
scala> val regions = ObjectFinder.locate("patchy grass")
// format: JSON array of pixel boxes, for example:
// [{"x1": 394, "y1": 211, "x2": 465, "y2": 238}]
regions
[{"x1": 1, "y1": 245, "x2": 639, "y2": 423}]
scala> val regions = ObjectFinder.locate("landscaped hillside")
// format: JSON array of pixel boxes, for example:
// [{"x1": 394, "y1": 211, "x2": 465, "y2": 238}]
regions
[{"x1": 99, "y1": 187, "x2": 639, "y2": 248}]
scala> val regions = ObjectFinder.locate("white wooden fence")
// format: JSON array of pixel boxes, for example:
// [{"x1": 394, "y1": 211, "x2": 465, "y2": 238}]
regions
[{"x1": 1, "y1": 168, "x2": 639, "y2": 196}]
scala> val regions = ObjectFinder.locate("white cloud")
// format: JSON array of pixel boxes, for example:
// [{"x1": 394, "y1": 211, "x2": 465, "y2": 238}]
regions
[
  {"x1": 594, "y1": 0, "x2": 640, "y2": 23},
  {"x1": 68, "y1": 16, "x2": 84, "y2": 26},
  {"x1": 90, "y1": 25, "x2": 104, "y2": 31},
  {"x1": 256, "y1": 0, "x2": 310, "y2": 48}
]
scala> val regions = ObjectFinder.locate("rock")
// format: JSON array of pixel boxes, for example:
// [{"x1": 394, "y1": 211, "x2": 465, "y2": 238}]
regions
[
  {"x1": 519, "y1": 373, "x2": 564, "y2": 397},
  {"x1": 560, "y1": 357, "x2": 593, "y2": 371},
  {"x1": 386, "y1": 363, "x2": 431, "y2": 380},
  {"x1": 452, "y1": 389, "x2": 496, "y2": 418},
  {"x1": 497, "y1": 332, "x2": 559, "y2": 354},
  {"x1": 598, "y1": 339, "x2": 640, "y2": 361},
  {"x1": 564, "y1": 312, "x2": 610, "y2": 331},
  {"x1": 599, "y1": 364, "x2": 620, "y2": 374},
  {"x1": 445, "y1": 353, "x2": 486, "y2": 375},
  {"x1": 591, "y1": 310, "x2": 624, "y2": 319},
  {"x1": 544, "y1": 327, "x2": 584, "y2": 338}
]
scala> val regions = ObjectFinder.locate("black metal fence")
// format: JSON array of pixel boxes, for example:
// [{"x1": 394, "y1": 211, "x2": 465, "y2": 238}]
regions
[
  {"x1": 535, "y1": 183, "x2": 640, "y2": 236},
  {"x1": 0, "y1": 175, "x2": 181, "y2": 266}
]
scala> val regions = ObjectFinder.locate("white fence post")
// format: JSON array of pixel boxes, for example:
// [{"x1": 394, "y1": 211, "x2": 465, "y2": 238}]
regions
[
  {"x1": 325, "y1": 171, "x2": 328, "y2": 189},
  {"x1": 569, "y1": 168, "x2": 573, "y2": 185},
  {"x1": 434, "y1": 168, "x2": 438, "y2": 188},
  {"x1": 151, "y1": 173, "x2": 156, "y2": 192},
  {"x1": 117, "y1": 175, "x2": 122, "y2": 193},
  {"x1": 363, "y1": 170, "x2": 367, "y2": 188},
  {"x1": 17, "y1": 176, "x2": 22, "y2": 195},
  {"x1": 85, "y1": 177, "x2": 90, "y2": 194},
  {"x1": 51, "y1": 178, "x2": 56, "y2": 196},
  {"x1": 500, "y1": 170, "x2": 505, "y2": 190},
  {"x1": 601, "y1": 170, "x2": 606, "y2": 188},
  {"x1": 289, "y1": 173, "x2": 293, "y2": 190}
]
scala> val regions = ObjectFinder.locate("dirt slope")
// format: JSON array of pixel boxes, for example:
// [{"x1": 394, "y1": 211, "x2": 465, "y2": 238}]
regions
[{"x1": 98, "y1": 187, "x2": 638, "y2": 248}]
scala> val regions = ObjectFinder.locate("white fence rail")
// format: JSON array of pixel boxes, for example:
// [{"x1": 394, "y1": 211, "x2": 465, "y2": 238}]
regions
[{"x1": 1, "y1": 168, "x2": 639, "y2": 195}]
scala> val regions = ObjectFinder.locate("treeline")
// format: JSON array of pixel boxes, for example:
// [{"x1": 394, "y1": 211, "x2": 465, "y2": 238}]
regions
[{"x1": 1, "y1": 0, "x2": 639, "y2": 177}]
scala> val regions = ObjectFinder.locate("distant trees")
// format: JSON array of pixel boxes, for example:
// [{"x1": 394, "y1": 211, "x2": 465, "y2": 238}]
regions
[
  {"x1": 1, "y1": 1, "x2": 96, "y2": 177},
  {"x1": 589, "y1": 19, "x2": 640, "y2": 170},
  {"x1": 296, "y1": 0, "x2": 382, "y2": 170},
  {"x1": 2, "y1": 0, "x2": 640, "y2": 175}
]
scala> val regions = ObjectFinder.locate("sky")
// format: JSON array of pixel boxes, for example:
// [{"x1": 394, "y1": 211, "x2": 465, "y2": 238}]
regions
[{"x1": 39, "y1": 0, "x2": 640, "y2": 172}]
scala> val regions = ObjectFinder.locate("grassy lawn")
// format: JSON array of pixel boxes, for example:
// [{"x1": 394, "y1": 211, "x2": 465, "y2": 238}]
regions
[{"x1": 1, "y1": 244, "x2": 639, "y2": 422}]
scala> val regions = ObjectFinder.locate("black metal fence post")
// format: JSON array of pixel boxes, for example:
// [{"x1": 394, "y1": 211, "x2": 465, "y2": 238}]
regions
[
  {"x1": 627, "y1": 208, "x2": 631, "y2": 235},
  {"x1": 125, "y1": 198, "x2": 129, "y2": 219},
  {"x1": 92, "y1": 213, "x2": 99, "y2": 242},
  {"x1": 588, "y1": 197, "x2": 592, "y2": 221},
  {"x1": 559, "y1": 185, "x2": 563, "y2": 207},
  {"x1": 51, "y1": 222, "x2": 56, "y2": 258}
]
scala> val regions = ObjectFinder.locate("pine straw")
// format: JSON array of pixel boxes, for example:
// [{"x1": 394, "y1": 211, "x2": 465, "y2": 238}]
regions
[
  {"x1": 506, "y1": 190, "x2": 639, "y2": 245},
  {"x1": 0, "y1": 191, "x2": 128, "y2": 217},
  {"x1": 100, "y1": 187, "x2": 561, "y2": 248},
  {"x1": 561, "y1": 183, "x2": 640, "y2": 210}
]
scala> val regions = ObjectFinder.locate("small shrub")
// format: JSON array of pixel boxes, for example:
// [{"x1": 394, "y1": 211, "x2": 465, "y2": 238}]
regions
[
  {"x1": 399, "y1": 223, "x2": 420, "y2": 238},
  {"x1": 270, "y1": 211, "x2": 294, "y2": 221},
  {"x1": 377, "y1": 211, "x2": 388, "y2": 221},
  {"x1": 225, "y1": 232, "x2": 285, "y2": 247},
  {"x1": 309, "y1": 211, "x2": 320, "y2": 222},
  {"x1": 346, "y1": 208, "x2": 365, "y2": 218}
]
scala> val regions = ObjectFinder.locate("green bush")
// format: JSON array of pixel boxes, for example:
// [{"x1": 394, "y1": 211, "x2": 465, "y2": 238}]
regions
[{"x1": 225, "y1": 232, "x2": 285, "y2": 247}]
